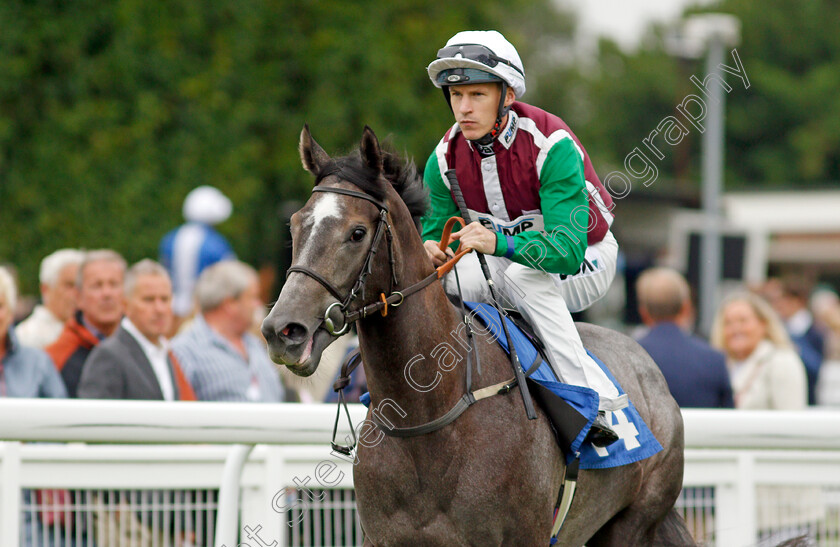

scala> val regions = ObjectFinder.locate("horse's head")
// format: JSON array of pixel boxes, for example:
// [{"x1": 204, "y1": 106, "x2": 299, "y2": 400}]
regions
[{"x1": 262, "y1": 125, "x2": 423, "y2": 376}]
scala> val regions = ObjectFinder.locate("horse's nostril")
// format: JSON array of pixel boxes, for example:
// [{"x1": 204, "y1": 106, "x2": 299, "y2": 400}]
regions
[{"x1": 280, "y1": 323, "x2": 308, "y2": 345}]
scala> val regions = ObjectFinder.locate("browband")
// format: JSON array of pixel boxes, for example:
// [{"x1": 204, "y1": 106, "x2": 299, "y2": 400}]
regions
[{"x1": 312, "y1": 186, "x2": 388, "y2": 212}]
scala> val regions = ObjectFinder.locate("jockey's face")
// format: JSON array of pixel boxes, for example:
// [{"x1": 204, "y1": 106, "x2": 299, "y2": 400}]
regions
[{"x1": 449, "y1": 83, "x2": 515, "y2": 141}]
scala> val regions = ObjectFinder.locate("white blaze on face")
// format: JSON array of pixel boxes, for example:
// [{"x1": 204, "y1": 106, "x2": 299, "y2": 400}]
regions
[{"x1": 299, "y1": 193, "x2": 344, "y2": 262}]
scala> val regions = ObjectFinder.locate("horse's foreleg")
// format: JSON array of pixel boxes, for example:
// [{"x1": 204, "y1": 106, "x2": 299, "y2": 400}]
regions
[
  {"x1": 587, "y1": 505, "x2": 696, "y2": 547},
  {"x1": 586, "y1": 511, "x2": 658, "y2": 547}
]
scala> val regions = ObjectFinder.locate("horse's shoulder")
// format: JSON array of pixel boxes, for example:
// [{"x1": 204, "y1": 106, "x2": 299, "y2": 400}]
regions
[{"x1": 575, "y1": 322, "x2": 640, "y2": 357}]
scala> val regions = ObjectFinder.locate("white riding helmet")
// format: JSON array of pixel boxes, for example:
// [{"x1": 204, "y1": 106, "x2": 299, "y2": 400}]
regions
[
  {"x1": 427, "y1": 30, "x2": 526, "y2": 99},
  {"x1": 183, "y1": 185, "x2": 233, "y2": 225}
]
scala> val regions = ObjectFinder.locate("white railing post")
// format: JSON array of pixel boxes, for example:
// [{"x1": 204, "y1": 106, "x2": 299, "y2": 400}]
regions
[
  {"x1": 0, "y1": 442, "x2": 22, "y2": 547},
  {"x1": 216, "y1": 444, "x2": 255, "y2": 547},
  {"x1": 736, "y1": 452, "x2": 757, "y2": 545},
  {"x1": 710, "y1": 452, "x2": 756, "y2": 546},
  {"x1": 236, "y1": 446, "x2": 286, "y2": 547},
  {"x1": 263, "y1": 445, "x2": 287, "y2": 546}
]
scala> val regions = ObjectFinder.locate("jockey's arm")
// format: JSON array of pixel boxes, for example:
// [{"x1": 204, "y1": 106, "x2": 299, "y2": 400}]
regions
[
  {"x1": 421, "y1": 153, "x2": 459, "y2": 265},
  {"x1": 532, "y1": 138, "x2": 589, "y2": 274},
  {"x1": 420, "y1": 140, "x2": 588, "y2": 274}
]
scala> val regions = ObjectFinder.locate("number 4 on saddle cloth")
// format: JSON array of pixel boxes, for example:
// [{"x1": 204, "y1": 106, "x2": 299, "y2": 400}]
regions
[
  {"x1": 464, "y1": 302, "x2": 662, "y2": 468},
  {"x1": 361, "y1": 302, "x2": 663, "y2": 469}
]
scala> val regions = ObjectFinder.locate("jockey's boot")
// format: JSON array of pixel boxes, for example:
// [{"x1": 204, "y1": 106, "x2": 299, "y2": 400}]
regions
[{"x1": 586, "y1": 411, "x2": 619, "y2": 448}]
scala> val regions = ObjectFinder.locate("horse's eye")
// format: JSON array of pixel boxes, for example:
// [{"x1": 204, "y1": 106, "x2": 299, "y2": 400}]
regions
[{"x1": 350, "y1": 227, "x2": 367, "y2": 242}]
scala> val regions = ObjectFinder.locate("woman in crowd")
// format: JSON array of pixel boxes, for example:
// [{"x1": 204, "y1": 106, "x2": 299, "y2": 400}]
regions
[
  {"x1": 710, "y1": 291, "x2": 807, "y2": 409},
  {"x1": 0, "y1": 266, "x2": 67, "y2": 398},
  {"x1": 711, "y1": 291, "x2": 819, "y2": 544},
  {"x1": 1, "y1": 266, "x2": 70, "y2": 547}
]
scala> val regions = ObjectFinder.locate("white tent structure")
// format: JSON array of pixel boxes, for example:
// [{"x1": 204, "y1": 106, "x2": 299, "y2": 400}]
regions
[{"x1": 662, "y1": 190, "x2": 840, "y2": 285}]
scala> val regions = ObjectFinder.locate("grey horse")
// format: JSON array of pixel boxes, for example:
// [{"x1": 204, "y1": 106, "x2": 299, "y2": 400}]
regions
[{"x1": 262, "y1": 126, "x2": 694, "y2": 546}]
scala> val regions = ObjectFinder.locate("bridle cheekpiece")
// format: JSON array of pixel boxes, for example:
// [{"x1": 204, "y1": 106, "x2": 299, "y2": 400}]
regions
[{"x1": 286, "y1": 180, "x2": 399, "y2": 336}]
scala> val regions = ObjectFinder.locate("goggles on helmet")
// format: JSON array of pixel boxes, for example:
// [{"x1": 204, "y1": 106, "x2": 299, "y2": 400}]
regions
[
  {"x1": 435, "y1": 68, "x2": 503, "y2": 87},
  {"x1": 436, "y1": 44, "x2": 525, "y2": 76}
]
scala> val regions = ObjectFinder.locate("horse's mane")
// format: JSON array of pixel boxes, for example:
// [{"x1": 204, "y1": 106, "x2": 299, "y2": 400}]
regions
[{"x1": 315, "y1": 144, "x2": 429, "y2": 232}]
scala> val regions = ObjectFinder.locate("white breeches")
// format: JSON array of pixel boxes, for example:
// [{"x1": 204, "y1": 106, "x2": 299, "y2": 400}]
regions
[{"x1": 443, "y1": 232, "x2": 626, "y2": 410}]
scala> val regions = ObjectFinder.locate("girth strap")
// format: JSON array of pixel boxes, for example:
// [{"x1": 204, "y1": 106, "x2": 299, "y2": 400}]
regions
[{"x1": 370, "y1": 378, "x2": 517, "y2": 438}]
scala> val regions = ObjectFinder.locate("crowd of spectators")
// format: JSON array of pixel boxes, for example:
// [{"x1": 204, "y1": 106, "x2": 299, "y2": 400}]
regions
[
  {"x1": 0, "y1": 187, "x2": 322, "y2": 546},
  {"x1": 4, "y1": 186, "x2": 839, "y2": 545},
  {"x1": 634, "y1": 268, "x2": 834, "y2": 542},
  {"x1": 1, "y1": 185, "x2": 366, "y2": 412},
  {"x1": 632, "y1": 267, "x2": 839, "y2": 411}
]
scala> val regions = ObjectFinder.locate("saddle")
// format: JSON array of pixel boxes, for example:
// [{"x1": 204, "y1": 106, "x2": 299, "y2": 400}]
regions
[{"x1": 459, "y1": 300, "x2": 598, "y2": 459}]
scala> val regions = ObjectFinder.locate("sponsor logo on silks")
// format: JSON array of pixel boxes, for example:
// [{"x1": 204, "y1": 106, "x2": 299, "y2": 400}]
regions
[
  {"x1": 476, "y1": 142, "x2": 494, "y2": 156},
  {"x1": 474, "y1": 210, "x2": 544, "y2": 237},
  {"x1": 559, "y1": 258, "x2": 596, "y2": 280},
  {"x1": 501, "y1": 111, "x2": 519, "y2": 147}
]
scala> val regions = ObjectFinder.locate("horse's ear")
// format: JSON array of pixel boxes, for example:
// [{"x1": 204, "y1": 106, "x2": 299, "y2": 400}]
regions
[
  {"x1": 360, "y1": 126, "x2": 383, "y2": 174},
  {"x1": 299, "y1": 124, "x2": 330, "y2": 176}
]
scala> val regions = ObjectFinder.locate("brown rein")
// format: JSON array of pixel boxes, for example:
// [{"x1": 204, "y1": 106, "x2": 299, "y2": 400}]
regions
[
  {"x1": 342, "y1": 216, "x2": 472, "y2": 322},
  {"x1": 289, "y1": 185, "x2": 516, "y2": 447},
  {"x1": 288, "y1": 188, "x2": 473, "y2": 334}
]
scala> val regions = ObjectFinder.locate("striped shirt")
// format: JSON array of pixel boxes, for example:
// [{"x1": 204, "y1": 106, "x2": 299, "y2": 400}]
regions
[{"x1": 171, "y1": 315, "x2": 284, "y2": 402}]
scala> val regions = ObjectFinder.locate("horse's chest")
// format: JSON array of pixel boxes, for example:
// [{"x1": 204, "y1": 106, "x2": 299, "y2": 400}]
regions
[
  {"x1": 356, "y1": 440, "x2": 474, "y2": 505},
  {"x1": 353, "y1": 436, "x2": 537, "y2": 543}
]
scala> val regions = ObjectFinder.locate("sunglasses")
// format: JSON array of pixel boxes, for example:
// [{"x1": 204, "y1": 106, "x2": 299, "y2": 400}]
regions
[{"x1": 436, "y1": 44, "x2": 524, "y2": 76}]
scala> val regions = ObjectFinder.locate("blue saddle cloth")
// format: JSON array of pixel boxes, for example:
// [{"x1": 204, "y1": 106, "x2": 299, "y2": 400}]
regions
[
  {"x1": 359, "y1": 302, "x2": 663, "y2": 469},
  {"x1": 464, "y1": 302, "x2": 663, "y2": 470}
]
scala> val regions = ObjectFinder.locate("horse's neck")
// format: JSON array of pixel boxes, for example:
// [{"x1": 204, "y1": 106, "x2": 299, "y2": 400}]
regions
[{"x1": 357, "y1": 273, "x2": 468, "y2": 423}]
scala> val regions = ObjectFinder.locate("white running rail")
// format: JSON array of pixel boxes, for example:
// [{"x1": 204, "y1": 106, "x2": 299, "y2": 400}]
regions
[{"x1": 2, "y1": 401, "x2": 840, "y2": 546}]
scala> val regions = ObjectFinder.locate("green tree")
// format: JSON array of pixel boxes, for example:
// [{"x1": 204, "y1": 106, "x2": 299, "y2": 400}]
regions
[
  {"x1": 528, "y1": 0, "x2": 840, "y2": 194},
  {"x1": 0, "y1": 0, "x2": 574, "y2": 296}
]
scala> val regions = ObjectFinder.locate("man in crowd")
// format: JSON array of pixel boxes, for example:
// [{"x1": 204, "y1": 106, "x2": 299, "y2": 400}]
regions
[
  {"x1": 767, "y1": 277, "x2": 825, "y2": 404},
  {"x1": 636, "y1": 267, "x2": 734, "y2": 408},
  {"x1": 76, "y1": 259, "x2": 195, "y2": 546},
  {"x1": 46, "y1": 249, "x2": 126, "y2": 397},
  {"x1": 172, "y1": 260, "x2": 285, "y2": 402},
  {"x1": 16, "y1": 248, "x2": 85, "y2": 349},
  {"x1": 77, "y1": 259, "x2": 195, "y2": 401}
]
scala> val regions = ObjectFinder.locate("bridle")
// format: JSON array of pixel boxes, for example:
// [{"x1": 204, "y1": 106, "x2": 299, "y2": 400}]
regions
[
  {"x1": 290, "y1": 175, "x2": 517, "y2": 457},
  {"x1": 286, "y1": 179, "x2": 469, "y2": 337},
  {"x1": 286, "y1": 185, "x2": 398, "y2": 335}
]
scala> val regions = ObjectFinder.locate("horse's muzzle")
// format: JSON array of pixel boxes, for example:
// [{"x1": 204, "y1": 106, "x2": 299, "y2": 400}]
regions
[
  {"x1": 261, "y1": 315, "x2": 332, "y2": 376},
  {"x1": 261, "y1": 317, "x2": 306, "y2": 361}
]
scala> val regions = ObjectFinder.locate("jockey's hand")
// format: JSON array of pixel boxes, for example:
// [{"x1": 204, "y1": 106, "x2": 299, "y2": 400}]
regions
[
  {"x1": 449, "y1": 221, "x2": 497, "y2": 254},
  {"x1": 424, "y1": 240, "x2": 454, "y2": 267}
]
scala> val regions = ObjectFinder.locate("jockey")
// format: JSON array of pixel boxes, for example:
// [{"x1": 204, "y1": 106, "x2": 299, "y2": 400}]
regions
[{"x1": 422, "y1": 30, "x2": 626, "y2": 445}]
